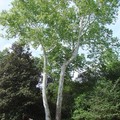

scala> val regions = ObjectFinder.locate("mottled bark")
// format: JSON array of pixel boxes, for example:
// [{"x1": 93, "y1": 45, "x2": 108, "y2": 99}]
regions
[
  {"x1": 55, "y1": 63, "x2": 67, "y2": 120},
  {"x1": 42, "y1": 46, "x2": 51, "y2": 120},
  {"x1": 55, "y1": 17, "x2": 85, "y2": 120}
]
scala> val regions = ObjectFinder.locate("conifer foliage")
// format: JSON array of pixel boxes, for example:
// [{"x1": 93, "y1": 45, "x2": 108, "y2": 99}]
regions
[{"x1": 0, "y1": 43, "x2": 43, "y2": 120}]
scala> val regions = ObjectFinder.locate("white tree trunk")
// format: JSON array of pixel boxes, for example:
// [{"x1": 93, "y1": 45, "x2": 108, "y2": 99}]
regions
[
  {"x1": 55, "y1": 47, "x2": 79, "y2": 120},
  {"x1": 42, "y1": 46, "x2": 51, "y2": 120},
  {"x1": 55, "y1": 40, "x2": 80, "y2": 120},
  {"x1": 55, "y1": 17, "x2": 86, "y2": 120},
  {"x1": 55, "y1": 63, "x2": 67, "y2": 120},
  {"x1": 42, "y1": 73, "x2": 51, "y2": 120}
]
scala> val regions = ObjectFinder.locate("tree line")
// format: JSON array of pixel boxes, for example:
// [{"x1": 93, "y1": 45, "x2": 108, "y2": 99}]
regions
[{"x1": 0, "y1": 43, "x2": 119, "y2": 120}]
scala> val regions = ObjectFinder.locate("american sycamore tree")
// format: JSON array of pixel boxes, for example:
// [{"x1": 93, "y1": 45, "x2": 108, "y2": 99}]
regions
[{"x1": 0, "y1": 0, "x2": 119, "y2": 120}]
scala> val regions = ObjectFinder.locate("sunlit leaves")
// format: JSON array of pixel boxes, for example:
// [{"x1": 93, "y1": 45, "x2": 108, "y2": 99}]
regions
[{"x1": 72, "y1": 79, "x2": 120, "y2": 120}]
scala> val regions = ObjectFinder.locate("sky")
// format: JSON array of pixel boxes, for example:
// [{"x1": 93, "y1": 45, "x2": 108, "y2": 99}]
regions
[
  {"x1": 0, "y1": 0, "x2": 120, "y2": 57},
  {"x1": 0, "y1": 0, "x2": 14, "y2": 51},
  {"x1": 0, "y1": 0, "x2": 42, "y2": 56}
]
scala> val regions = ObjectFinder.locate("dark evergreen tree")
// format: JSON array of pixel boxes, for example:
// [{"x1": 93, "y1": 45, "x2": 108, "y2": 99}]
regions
[{"x1": 0, "y1": 43, "x2": 44, "y2": 120}]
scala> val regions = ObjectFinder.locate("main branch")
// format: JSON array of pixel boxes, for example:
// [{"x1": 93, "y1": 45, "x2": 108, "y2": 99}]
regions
[{"x1": 55, "y1": 17, "x2": 85, "y2": 120}]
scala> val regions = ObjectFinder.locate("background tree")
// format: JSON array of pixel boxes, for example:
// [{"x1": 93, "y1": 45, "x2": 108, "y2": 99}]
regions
[
  {"x1": 72, "y1": 50, "x2": 120, "y2": 120},
  {"x1": 0, "y1": 43, "x2": 44, "y2": 120},
  {"x1": 72, "y1": 78, "x2": 120, "y2": 120}
]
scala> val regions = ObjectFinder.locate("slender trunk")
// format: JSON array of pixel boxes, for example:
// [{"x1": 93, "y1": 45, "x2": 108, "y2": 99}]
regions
[
  {"x1": 42, "y1": 46, "x2": 51, "y2": 120},
  {"x1": 55, "y1": 41, "x2": 80, "y2": 120},
  {"x1": 55, "y1": 15, "x2": 93, "y2": 120},
  {"x1": 55, "y1": 17, "x2": 85, "y2": 120},
  {"x1": 55, "y1": 39, "x2": 80, "y2": 120},
  {"x1": 55, "y1": 63, "x2": 67, "y2": 120}
]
